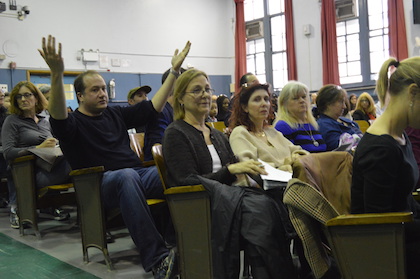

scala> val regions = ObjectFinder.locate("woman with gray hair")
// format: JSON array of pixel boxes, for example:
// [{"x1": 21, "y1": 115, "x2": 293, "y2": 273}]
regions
[{"x1": 274, "y1": 81, "x2": 326, "y2": 152}]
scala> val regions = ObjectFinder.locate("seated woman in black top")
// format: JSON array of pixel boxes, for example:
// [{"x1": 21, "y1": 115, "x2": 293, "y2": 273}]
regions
[
  {"x1": 352, "y1": 92, "x2": 376, "y2": 122},
  {"x1": 351, "y1": 57, "x2": 420, "y2": 279},
  {"x1": 163, "y1": 69, "x2": 297, "y2": 279}
]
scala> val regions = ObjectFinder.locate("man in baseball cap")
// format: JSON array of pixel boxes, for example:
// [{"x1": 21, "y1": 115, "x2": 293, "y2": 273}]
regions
[{"x1": 127, "y1": 85, "x2": 152, "y2": 105}]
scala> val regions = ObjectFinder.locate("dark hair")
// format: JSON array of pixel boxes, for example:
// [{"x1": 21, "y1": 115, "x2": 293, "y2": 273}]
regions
[
  {"x1": 216, "y1": 95, "x2": 229, "y2": 113},
  {"x1": 74, "y1": 70, "x2": 100, "y2": 104},
  {"x1": 348, "y1": 94, "x2": 357, "y2": 110},
  {"x1": 240, "y1": 73, "x2": 255, "y2": 87},
  {"x1": 229, "y1": 83, "x2": 273, "y2": 131},
  {"x1": 161, "y1": 67, "x2": 187, "y2": 84},
  {"x1": 316, "y1": 84, "x2": 347, "y2": 114}
]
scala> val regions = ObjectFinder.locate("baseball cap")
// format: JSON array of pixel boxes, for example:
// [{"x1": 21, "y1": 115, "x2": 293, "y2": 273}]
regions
[{"x1": 127, "y1": 85, "x2": 152, "y2": 100}]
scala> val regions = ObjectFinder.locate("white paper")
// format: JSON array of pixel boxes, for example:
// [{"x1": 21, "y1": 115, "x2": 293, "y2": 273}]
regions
[{"x1": 258, "y1": 159, "x2": 292, "y2": 182}]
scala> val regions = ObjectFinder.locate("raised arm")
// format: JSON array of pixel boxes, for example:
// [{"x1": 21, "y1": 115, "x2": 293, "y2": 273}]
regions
[
  {"x1": 38, "y1": 35, "x2": 67, "y2": 120},
  {"x1": 151, "y1": 41, "x2": 191, "y2": 112}
]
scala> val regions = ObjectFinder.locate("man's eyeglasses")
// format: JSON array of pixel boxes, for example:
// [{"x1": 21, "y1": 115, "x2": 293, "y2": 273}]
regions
[
  {"x1": 15, "y1": 93, "x2": 34, "y2": 100},
  {"x1": 185, "y1": 88, "x2": 215, "y2": 95}
]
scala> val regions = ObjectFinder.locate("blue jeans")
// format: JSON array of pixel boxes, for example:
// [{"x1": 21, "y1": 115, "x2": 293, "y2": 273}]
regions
[
  {"x1": 101, "y1": 166, "x2": 168, "y2": 272},
  {"x1": 7, "y1": 159, "x2": 71, "y2": 207}
]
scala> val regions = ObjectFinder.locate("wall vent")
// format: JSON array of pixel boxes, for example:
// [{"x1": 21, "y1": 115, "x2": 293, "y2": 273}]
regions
[
  {"x1": 246, "y1": 21, "x2": 264, "y2": 40},
  {"x1": 336, "y1": 0, "x2": 357, "y2": 21}
]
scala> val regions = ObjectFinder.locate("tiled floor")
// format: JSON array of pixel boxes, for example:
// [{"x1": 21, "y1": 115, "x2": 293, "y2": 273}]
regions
[{"x1": 0, "y1": 206, "x2": 154, "y2": 279}]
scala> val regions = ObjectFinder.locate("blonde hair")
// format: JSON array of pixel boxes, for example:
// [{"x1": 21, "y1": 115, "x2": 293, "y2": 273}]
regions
[
  {"x1": 355, "y1": 92, "x2": 376, "y2": 116},
  {"x1": 376, "y1": 57, "x2": 420, "y2": 107},
  {"x1": 275, "y1": 81, "x2": 318, "y2": 129},
  {"x1": 173, "y1": 69, "x2": 209, "y2": 120}
]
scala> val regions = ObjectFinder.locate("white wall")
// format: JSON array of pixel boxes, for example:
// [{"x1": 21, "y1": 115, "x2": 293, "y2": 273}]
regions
[
  {"x1": 0, "y1": 0, "x2": 236, "y2": 76},
  {"x1": 293, "y1": 0, "x2": 323, "y2": 91},
  {"x1": 1, "y1": 0, "x2": 419, "y2": 91}
]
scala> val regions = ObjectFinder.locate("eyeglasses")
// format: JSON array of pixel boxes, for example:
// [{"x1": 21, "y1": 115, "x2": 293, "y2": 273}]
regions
[
  {"x1": 185, "y1": 88, "x2": 215, "y2": 95},
  {"x1": 15, "y1": 93, "x2": 34, "y2": 100},
  {"x1": 360, "y1": 99, "x2": 369, "y2": 103}
]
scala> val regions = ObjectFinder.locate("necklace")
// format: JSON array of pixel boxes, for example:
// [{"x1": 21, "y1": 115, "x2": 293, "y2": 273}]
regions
[
  {"x1": 301, "y1": 124, "x2": 319, "y2": 147},
  {"x1": 254, "y1": 130, "x2": 266, "y2": 137}
]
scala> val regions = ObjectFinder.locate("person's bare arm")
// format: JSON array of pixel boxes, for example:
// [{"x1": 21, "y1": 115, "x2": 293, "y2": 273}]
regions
[
  {"x1": 38, "y1": 35, "x2": 67, "y2": 120},
  {"x1": 151, "y1": 41, "x2": 191, "y2": 112}
]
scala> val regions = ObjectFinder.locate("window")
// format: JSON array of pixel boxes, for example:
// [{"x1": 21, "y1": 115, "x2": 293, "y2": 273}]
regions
[
  {"x1": 337, "y1": 0, "x2": 388, "y2": 86},
  {"x1": 245, "y1": 0, "x2": 288, "y2": 93}
]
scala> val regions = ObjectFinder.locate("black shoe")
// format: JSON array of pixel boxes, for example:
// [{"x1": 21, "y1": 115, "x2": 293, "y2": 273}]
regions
[
  {"x1": 106, "y1": 231, "x2": 115, "y2": 243},
  {"x1": 39, "y1": 208, "x2": 70, "y2": 221},
  {"x1": 152, "y1": 248, "x2": 178, "y2": 279}
]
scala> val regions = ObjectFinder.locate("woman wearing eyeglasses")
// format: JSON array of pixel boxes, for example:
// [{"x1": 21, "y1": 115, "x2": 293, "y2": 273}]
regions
[
  {"x1": 316, "y1": 84, "x2": 362, "y2": 151},
  {"x1": 352, "y1": 92, "x2": 376, "y2": 122},
  {"x1": 163, "y1": 69, "x2": 298, "y2": 279},
  {"x1": 274, "y1": 81, "x2": 327, "y2": 153},
  {"x1": 2, "y1": 81, "x2": 71, "y2": 228}
]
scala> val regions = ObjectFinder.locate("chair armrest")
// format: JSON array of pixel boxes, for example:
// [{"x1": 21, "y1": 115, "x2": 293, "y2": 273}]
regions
[
  {"x1": 12, "y1": 155, "x2": 36, "y2": 164},
  {"x1": 326, "y1": 212, "x2": 413, "y2": 226},
  {"x1": 142, "y1": 160, "x2": 155, "y2": 167},
  {"x1": 70, "y1": 166, "x2": 105, "y2": 176},
  {"x1": 164, "y1": 185, "x2": 206, "y2": 195}
]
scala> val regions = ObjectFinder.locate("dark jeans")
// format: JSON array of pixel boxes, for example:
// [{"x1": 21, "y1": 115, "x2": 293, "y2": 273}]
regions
[{"x1": 101, "y1": 166, "x2": 168, "y2": 272}]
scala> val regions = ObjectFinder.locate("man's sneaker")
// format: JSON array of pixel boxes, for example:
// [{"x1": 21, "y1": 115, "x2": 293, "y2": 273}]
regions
[
  {"x1": 39, "y1": 208, "x2": 70, "y2": 221},
  {"x1": 152, "y1": 248, "x2": 178, "y2": 279},
  {"x1": 10, "y1": 211, "x2": 19, "y2": 229}
]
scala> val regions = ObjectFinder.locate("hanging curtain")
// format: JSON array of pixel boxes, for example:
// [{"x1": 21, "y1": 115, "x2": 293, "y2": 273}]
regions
[
  {"x1": 285, "y1": 0, "x2": 297, "y2": 81},
  {"x1": 388, "y1": 0, "x2": 408, "y2": 60},
  {"x1": 321, "y1": 0, "x2": 340, "y2": 85},
  {"x1": 235, "y1": 0, "x2": 247, "y2": 92}
]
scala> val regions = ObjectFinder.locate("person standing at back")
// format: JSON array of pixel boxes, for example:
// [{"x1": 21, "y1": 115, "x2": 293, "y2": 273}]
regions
[{"x1": 39, "y1": 35, "x2": 191, "y2": 279}]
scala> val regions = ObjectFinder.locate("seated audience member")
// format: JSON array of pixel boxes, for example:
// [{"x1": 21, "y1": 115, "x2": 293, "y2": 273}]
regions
[
  {"x1": 215, "y1": 94, "x2": 230, "y2": 123},
  {"x1": 351, "y1": 57, "x2": 420, "y2": 279},
  {"x1": 0, "y1": 89, "x2": 9, "y2": 207},
  {"x1": 39, "y1": 35, "x2": 190, "y2": 279},
  {"x1": 142, "y1": 68, "x2": 186, "y2": 162},
  {"x1": 342, "y1": 95, "x2": 353, "y2": 120},
  {"x1": 127, "y1": 85, "x2": 151, "y2": 105},
  {"x1": 2, "y1": 81, "x2": 71, "y2": 228},
  {"x1": 163, "y1": 69, "x2": 298, "y2": 279},
  {"x1": 205, "y1": 101, "x2": 218, "y2": 122},
  {"x1": 127, "y1": 85, "x2": 152, "y2": 133},
  {"x1": 348, "y1": 93, "x2": 357, "y2": 115},
  {"x1": 352, "y1": 92, "x2": 376, "y2": 122},
  {"x1": 229, "y1": 83, "x2": 307, "y2": 172},
  {"x1": 226, "y1": 73, "x2": 260, "y2": 125},
  {"x1": 38, "y1": 85, "x2": 51, "y2": 116},
  {"x1": 406, "y1": 127, "x2": 420, "y2": 189},
  {"x1": 3, "y1": 92, "x2": 11, "y2": 110},
  {"x1": 39, "y1": 85, "x2": 51, "y2": 101},
  {"x1": 316, "y1": 85, "x2": 362, "y2": 151},
  {"x1": 274, "y1": 81, "x2": 326, "y2": 152}
]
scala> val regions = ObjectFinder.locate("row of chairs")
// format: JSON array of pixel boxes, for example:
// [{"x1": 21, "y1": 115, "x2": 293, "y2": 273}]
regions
[
  {"x1": 11, "y1": 131, "x2": 411, "y2": 278},
  {"x1": 11, "y1": 133, "x2": 166, "y2": 271}
]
